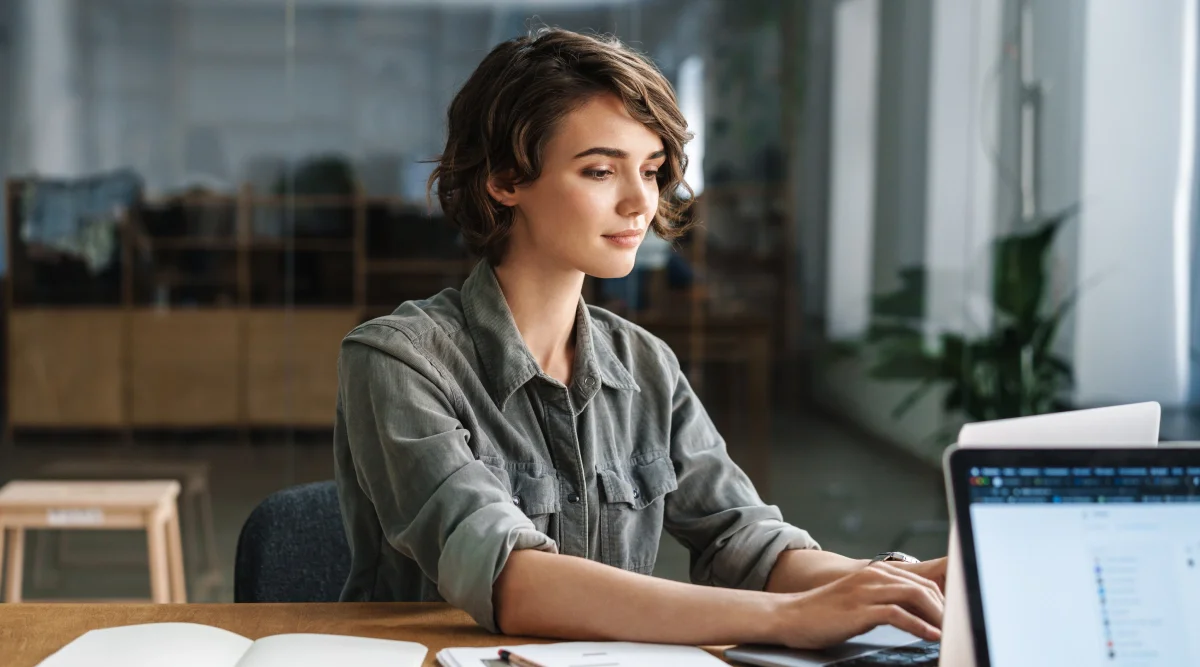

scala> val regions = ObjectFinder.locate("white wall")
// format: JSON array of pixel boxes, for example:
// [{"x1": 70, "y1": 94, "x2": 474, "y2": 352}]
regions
[
  {"x1": 1029, "y1": 0, "x2": 1088, "y2": 364},
  {"x1": 23, "y1": 0, "x2": 84, "y2": 178},
  {"x1": 923, "y1": 0, "x2": 1002, "y2": 337},
  {"x1": 1074, "y1": 0, "x2": 1196, "y2": 406},
  {"x1": 824, "y1": 0, "x2": 879, "y2": 340}
]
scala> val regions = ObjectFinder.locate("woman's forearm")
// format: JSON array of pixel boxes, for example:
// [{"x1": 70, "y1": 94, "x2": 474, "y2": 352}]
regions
[
  {"x1": 493, "y1": 549, "x2": 782, "y2": 645},
  {"x1": 765, "y1": 549, "x2": 869, "y2": 594}
]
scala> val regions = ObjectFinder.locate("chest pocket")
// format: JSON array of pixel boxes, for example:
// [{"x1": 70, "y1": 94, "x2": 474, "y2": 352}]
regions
[
  {"x1": 483, "y1": 459, "x2": 561, "y2": 537},
  {"x1": 597, "y1": 455, "x2": 678, "y2": 574}
]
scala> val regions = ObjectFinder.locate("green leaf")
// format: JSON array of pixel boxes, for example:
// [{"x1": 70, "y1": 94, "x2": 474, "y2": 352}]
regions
[
  {"x1": 1045, "y1": 355, "x2": 1074, "y2": 384},
  {"x1": 992, "y1": 205, "x2": 1076, "y2": 324},
  {"x1": 1029, "y1": 289, "x2": 1081, "y2": 361}
]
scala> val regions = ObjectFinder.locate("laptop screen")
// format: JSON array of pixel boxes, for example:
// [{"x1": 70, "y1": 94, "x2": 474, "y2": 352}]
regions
[{"x1": 948, "y1": 448, "x2": 1200, "y2": 667}]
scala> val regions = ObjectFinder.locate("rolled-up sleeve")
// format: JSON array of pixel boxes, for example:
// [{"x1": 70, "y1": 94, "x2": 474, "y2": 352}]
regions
[
  {"x1": 338, "y1": 330, "x2": 557, "y2": 631},
  {"x1": 659, "y1": 353, "x2": 820, "y2": 591}
]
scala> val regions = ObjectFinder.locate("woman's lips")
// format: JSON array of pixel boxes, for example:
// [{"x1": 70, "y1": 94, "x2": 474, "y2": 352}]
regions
[{"x1": 603, "y1": 229, "x2": 644, "y2": 248}]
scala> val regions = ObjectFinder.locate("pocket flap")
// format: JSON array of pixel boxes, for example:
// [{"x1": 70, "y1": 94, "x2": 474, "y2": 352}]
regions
[
  {"x1": 511, "y1": 470, "x2": 560, "y2": 515},
  {"x1": 598, "y1": 456, "x2": 678, "y2": 510},
  {"x1": 482, "y1": 459, "x2": 561, "y2": 515}
]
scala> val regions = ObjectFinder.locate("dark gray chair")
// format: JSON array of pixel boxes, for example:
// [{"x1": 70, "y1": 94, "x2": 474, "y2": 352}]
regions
[{"x1": 234, "y1": 480, "x2": 351, "y2": 602}]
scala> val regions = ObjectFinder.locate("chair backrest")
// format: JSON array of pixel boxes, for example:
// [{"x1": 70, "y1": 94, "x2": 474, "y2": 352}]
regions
[{"x1": 234, "y1": 480, "x2": 350, "y2": 603}]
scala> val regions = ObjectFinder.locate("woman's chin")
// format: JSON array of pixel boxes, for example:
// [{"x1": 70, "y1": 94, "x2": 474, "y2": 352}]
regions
[{"x1": 581, "y1": 255, "x2": 638, "y2": 280}]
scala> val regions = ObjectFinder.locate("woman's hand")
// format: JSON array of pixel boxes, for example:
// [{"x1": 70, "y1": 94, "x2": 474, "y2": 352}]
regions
[
  {"x1": 767, "y1": 562, "x2": 945, "y2": 649},
  {"x1": 891, "y1": 556, "x2": 948, "y2": 592}
]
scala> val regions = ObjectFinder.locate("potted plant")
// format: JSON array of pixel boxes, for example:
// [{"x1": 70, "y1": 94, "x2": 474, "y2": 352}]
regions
[{"x1": 849, "y1": 206, "x2": 1079, "y2": 445}]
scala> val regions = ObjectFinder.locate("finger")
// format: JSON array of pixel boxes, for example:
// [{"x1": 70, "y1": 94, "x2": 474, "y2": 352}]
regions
[
  {"x1": 869, "y1": 604, "x2": 941, "y2": 643},
  {"x1": 869, "y1": 582, "x2": 944, "y2": 629},
  {"x1": 902, "y1": 558, "x2": 948, "y2": 591},
  {"x1": 923, "y1": 559, "x2": 949, "y2": 591},
  {"x1": 871, "y1": 561, "x2": 942, "y2": 590},
  {"x1": 865, "y1": 563, "x2": 945, "y2": 604}
]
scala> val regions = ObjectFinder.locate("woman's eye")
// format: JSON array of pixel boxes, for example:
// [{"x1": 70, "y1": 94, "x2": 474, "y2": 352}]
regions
[
  {"x1": 643, "y1": 169, "x2": 660, "y2": 181},
  {"x1": 583, "y1": 169, "x2": 613, "y2": 180}
]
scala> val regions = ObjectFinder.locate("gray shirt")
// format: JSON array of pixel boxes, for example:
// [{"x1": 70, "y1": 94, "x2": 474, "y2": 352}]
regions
[{"x1": 333, "y1": 261, "x2": 819, "y2": 632}]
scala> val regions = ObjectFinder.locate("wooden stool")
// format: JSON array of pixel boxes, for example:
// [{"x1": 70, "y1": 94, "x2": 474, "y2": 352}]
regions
[
  {"x1": 0, "y1": 480, "x2": 186, "y2": 603},
  {"x1": 35, "y1": 459, "x2": 222, "y2": 600}
]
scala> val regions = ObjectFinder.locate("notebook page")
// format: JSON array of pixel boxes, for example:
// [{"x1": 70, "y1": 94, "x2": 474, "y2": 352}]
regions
[
  {"x1": 500, "y1": 642, "x2": 727, "y2": 667},
  {"x1": 36, "y1": 622, "x2": 252, "y2": 667},
  {"x1": 235, "y1": 633, "x2": 427, "y2": 667}
]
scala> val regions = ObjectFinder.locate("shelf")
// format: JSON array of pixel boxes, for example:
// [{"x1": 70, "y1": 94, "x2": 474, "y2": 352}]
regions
[
  {"x1": 366, "y1": 258, "x2": 474, "y2": 274},
  {"x1": 147, "y1": 272, "x2": 239, "y2": 287},
  {"x1": 147, "y1": 238, "x2": 239, "y2": 250},
  {"x1": 250, "y1": 239, "x2": 355, "y2": 252}
]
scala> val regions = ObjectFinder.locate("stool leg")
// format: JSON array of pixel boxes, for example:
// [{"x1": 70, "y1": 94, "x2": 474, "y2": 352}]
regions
[
  {"x1": 165, "y1": 509, "x2": 187, "y2": 603},
  {"x1": 0, "y1": 526, "x2": 6, "y2": 599},
  {"x1": 146, "y1": 515, "x2": 170, "y2": 604},
  {"x1": 5, "y1": 527, "x2": 25, "y2": 603}
]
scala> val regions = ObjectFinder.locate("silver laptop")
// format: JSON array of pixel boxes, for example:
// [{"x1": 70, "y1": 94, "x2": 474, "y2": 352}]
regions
[
  {"x1": 724, "y1": 403, "x2": 1160, "y2": 667},
  {"x1": 945, "y1": 444, "x2": 1198, "y2": 666},
  {"x1": 941, "y1": 403, "x2": 1161, "y2": 667}
]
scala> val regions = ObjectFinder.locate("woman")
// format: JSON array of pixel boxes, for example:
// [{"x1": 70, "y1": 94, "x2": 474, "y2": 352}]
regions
[{"x1": 333, "y1": 27, "x2": 947, "y2": 649}]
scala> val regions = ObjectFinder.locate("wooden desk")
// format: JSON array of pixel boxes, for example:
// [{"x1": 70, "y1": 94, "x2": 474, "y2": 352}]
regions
[{"x1": 0, "y1": 602, "x2": 733, "y2": 666}]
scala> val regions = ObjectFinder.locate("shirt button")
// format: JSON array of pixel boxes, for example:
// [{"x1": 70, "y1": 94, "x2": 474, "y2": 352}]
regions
[
  {"x1": 567, "y1": 493, "x2": 580, "y2": 503},
  {"x1": 512, "y1": 495, "x2": 521, "y2": 506},
  {"x1": 583, "y1": 376, "x2": 596, "y2": 387},
  {"x1": 632, "y1": 489, "x2": 640, "y2": 499}
]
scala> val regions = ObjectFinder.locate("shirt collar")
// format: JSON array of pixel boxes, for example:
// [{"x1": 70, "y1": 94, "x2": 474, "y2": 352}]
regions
[{"x1": 461, "y1": 261, "x2": 639, "y2": 412}]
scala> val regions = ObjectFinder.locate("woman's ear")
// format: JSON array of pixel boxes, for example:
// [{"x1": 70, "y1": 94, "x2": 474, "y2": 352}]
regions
[{"x1": 486, "y1": 171, "x2": 520, "y2": 207}]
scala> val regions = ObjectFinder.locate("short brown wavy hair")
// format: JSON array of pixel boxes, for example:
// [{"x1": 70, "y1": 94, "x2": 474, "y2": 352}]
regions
[{"x1": 427, "y1": 27, "x2": 695, "y2": 265}]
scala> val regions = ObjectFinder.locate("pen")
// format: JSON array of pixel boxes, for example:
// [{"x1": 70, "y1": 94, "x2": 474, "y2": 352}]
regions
[{"x1": 498, "y1": 649, "x2": 549, "y2": 667}]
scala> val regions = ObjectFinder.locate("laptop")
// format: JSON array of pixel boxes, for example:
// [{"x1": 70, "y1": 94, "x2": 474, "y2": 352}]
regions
[
  {"x1": 944, "y1": 445, "x2": 1200, "y2": 666},
  {"x1": 724, "y1": 403, "x2": 1160, "y2": 667},
  {"x1": 940, "y1": 402, "x2": 1161, "y2": 667}
]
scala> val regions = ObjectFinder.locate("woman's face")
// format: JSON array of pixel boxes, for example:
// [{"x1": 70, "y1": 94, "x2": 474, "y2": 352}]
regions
[{"x1": 489, "y1": 93, "x2": 666, "y2": 279}]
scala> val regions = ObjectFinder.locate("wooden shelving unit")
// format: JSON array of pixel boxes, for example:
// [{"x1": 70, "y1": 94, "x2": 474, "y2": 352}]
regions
[
  {"x1": 3, "y1": 178, "x2": 472, "y2": 436},
  {"x1": 4, "y1": 177, "x2": 787, "y2": 495}
]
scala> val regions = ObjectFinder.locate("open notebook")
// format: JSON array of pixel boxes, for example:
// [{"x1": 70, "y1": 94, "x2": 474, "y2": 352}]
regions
[{"x1": 35, "y1": 622, "x2": 428, "y2": 667}]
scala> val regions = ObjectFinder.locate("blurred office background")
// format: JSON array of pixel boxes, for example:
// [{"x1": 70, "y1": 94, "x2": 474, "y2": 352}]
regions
[{"x1": 0, "y1": 0, "x2": 1193, "y2": 602}]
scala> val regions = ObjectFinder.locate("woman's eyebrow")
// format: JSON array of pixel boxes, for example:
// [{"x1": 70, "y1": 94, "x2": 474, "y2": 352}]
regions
[{"x1": 573, "y1": 147, "x2": 667, "y2": 160}]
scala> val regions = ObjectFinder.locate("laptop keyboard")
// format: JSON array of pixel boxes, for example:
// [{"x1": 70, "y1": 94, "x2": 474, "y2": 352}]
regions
[{"x1": 833, "y1": 640, "x2": 940, "y2": 666}]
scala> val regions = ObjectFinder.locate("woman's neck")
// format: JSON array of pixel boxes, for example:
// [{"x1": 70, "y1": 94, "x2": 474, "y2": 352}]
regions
[{"x1": 491, "y1": 253, "x2": 585, "y2": 386}]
